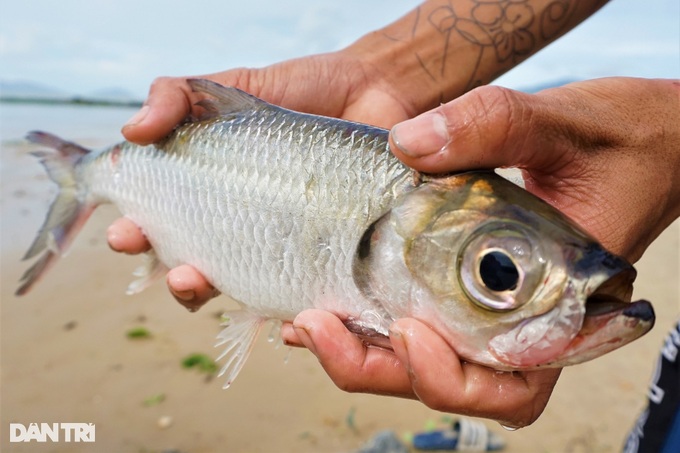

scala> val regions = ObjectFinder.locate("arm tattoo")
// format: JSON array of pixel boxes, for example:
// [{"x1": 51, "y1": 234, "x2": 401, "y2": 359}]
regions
[
  {"x1": 384, "y1": 0, "x2": 582, "y2": 96},
  {"x1": 540, "y1": 0, "x2": 579, "y2": 40}
]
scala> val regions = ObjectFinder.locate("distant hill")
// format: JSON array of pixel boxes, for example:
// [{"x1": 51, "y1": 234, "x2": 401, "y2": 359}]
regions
[
  {"x1": 86, "y1": 87, "x2": 140, "y2": 103},
  {"x1": 0, "y1": 79, "x2": 142, "y2": 107},
  {"x1": 0, "y1": 79, "x2": 70, "y2": 100}
]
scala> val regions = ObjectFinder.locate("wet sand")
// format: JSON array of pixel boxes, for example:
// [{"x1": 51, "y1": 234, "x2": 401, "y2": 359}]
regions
[{"x1": 1, "y1": 139, "x2": 678, "y2": 452}]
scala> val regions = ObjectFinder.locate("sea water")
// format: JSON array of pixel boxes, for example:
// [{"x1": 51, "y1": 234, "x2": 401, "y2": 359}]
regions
[
  {"x1": 0, "y1": 102, "x2": 137, "y2": 143},
  {"x1": 0, "y1": 102, "x2": 138, "y2": 254}
]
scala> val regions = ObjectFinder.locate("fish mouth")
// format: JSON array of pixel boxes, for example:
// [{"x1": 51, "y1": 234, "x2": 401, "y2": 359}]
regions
[
  {"x1": 550, "y1": 268, "x2": 655, "y2": 366},
  {"x1": 584, "y1": 266, "x2": 654, "y2": 324}
]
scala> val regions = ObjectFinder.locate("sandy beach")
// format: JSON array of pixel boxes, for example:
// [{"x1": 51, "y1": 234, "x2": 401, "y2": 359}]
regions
[{"x1": 1, "y1": 134, "x2": 678, "y2": 452}]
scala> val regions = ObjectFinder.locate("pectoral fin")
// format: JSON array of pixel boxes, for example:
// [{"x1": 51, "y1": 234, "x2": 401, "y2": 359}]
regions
[{"x1": 126, "y1": 251, "x2": 168, "y2": 295}]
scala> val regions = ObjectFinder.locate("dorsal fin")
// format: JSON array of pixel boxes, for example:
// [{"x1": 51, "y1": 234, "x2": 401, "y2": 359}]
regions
[
  {"x1": 187, "y1": 79, "x2": 270, "y2": 119},
  {"x1": 26, "y1": 131, "x2": 90, "y2": 163}
]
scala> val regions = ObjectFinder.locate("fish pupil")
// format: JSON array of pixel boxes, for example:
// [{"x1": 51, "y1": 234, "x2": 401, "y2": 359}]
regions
[{"x1": 479, "y1": 251, "x2": 519, "y2": 292}]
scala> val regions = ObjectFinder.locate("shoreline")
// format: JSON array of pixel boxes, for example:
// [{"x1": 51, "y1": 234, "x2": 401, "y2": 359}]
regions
[{"x1": 1, "y1": 97, "x2": 143, "y2": 109}]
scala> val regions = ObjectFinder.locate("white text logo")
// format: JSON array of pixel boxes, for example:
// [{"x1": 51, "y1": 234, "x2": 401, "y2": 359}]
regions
[{"x1": 9, "y1": 423, "x2": 95, "y2": 442}]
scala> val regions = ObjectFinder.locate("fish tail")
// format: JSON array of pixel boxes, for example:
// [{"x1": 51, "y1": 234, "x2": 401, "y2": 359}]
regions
[{"x1": 16, "y1": 131, "x2": 95, "y2": 296}]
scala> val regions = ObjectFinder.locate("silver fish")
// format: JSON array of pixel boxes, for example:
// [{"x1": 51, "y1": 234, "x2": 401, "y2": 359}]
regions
[{"x1": 17, "y1": 79, "x2": 654, "y2": 387}]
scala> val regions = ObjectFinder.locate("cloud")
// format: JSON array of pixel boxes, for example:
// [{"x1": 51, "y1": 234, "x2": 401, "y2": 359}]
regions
[
  {"x1": 0, "y1": 0, "x2": 414, "y2": 95},
  {"x1": 0, "y1": 21, "x2": 44, "y2": 56}
]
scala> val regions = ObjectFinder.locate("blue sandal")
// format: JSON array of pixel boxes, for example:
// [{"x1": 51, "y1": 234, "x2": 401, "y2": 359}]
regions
[{"x1": 413, "y1": 418, "x2": 505, "y2": 451}]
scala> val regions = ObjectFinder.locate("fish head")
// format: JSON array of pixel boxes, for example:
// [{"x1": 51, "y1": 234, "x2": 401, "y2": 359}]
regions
[{"x1": 365, "y1": 171, "x2": 654, "y2": 369}]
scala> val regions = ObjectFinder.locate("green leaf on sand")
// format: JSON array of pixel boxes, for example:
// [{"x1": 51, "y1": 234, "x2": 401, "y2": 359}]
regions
[
  {"x1": 181, "y1": 353, "x2": 218, "y2": 374},
  {"x1": 142, "y1": 393, "x2": 166, "y2": 407},
  {"x1": 126, "y1": 327, "x2": 151, "y2": 339}
]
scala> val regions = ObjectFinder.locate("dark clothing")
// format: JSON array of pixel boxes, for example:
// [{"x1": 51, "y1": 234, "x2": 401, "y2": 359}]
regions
[{"x1": 624, "y1": 320, "x2": 680, "y2": 453}]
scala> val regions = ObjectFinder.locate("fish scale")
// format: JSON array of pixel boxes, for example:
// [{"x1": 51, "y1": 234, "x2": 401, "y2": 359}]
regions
[
  {"x1": 98, "y1": 96, "x2": 410, "y2": 319},
  {"x1": 18, "y1": 79, "x2": 655, "y2": 388}
]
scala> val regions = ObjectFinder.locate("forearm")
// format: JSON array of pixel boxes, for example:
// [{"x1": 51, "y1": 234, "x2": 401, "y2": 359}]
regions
[{"x1": 346, "y1": 0, "x2": 609, "y2": 114}]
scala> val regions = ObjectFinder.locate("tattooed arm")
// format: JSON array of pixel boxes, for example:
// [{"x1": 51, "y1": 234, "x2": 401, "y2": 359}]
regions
[
  {"x1": 122, "y1": 0, "x2": 611, "y2": 141},
  {"x1": 346, "y1": 0, "x2": 610, "y2": 115}
]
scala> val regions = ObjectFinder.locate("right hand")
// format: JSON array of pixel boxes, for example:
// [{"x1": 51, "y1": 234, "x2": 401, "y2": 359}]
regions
[
  {"x1": 279, "y1": 76, "x2": 680, "y2": 426},
  {"x1": 389, "y1": 77, "x2": 680, "y2": 262}
]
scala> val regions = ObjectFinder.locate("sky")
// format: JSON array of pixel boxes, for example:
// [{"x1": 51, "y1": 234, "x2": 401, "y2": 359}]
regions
[{"x1": 0, "y1": 0, "x2": 678, "y2": 98}]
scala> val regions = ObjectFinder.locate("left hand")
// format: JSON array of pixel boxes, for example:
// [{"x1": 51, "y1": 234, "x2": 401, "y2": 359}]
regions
[{"x1": 107, "y1": 217, "x2": 219, "y2": 311}]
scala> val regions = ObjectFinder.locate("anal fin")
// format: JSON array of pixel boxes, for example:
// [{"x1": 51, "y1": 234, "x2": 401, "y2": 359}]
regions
[{"x1": 215, "y1": 310, "x2": 265, "y2": 388}]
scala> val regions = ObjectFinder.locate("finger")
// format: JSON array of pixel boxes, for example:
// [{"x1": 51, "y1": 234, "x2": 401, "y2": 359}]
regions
[
  {"x1": 388, "y1": 85, "x2": 583, "y2": 175},
  {"x1": 342, "y1": 91, "x2": 412, "y2": 129},
  {"x1": 166, "y1": 264, "x2": 219, "y2": 311},
  {"x1": 107, "y1": 217, "x2": 151, "y2": 254},
  {"x1": 390, "y1": 318, "x2": 560, "y2": 427},
  {"x1": 280, "y1": 322, "x2": 305, "y2": 348},
  {"x1": 122, "y1": 77, "x2": 199, "y2": 145},
  {"x1": 292, "y1": 309, "x2": 414, "y2": 397}
]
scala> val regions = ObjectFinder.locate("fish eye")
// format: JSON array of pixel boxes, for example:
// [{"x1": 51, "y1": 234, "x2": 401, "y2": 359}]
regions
[
  {"x1": 458, "y1": 222, "x2": 545, "y2": 312},
  {"x1": 479, "y1": 250, "x2": 519, "y2": 292}
]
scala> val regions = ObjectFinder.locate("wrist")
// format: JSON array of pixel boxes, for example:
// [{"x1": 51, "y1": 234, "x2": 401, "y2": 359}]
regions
[
  {"x1": 642, "y1": 79, "x2": 680, "y2": 247},
  {"x1": 342, "y1": 30, "x2": 443, "y2": 117}
]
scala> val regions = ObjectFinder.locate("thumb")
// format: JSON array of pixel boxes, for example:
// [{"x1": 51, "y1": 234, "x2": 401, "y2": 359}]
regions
[
  {"x1": 122, "y1": 77, "x2": 196, "y2": 145},
  {"x1": 389, "y1": 85, "x2": 569, "y2": 174}
]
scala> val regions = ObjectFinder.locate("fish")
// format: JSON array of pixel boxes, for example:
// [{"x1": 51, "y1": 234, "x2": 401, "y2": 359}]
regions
[{"x1": 17, "y1": 79, "x2": 655, "y2": 387}]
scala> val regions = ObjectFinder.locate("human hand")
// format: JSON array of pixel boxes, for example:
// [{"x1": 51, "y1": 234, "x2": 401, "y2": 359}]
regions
[
  {"x1": 281, "y1": 310, "x2": 561, "y2": 428},
  {"x1": 106, "y1": 217, "x2": 220, "y2": 310},
  {"x1": 121, "y1": 52, "x2": 416, "y2": 146},
  {"x1": 391, "y1": 77, "x2": 680, "y2": 261},
  {"x1": 281, "y1": 77, "x2": 680, "y2": 426}
]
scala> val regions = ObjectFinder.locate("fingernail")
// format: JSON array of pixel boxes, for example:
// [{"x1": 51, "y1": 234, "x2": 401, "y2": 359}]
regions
[
  {"x1": 390, "y1": 112, "x2": 450, "y2": 157},
  {"x1": 174, "y1": 289, "x2": 195, "y2": 302},
  {"x1": 174, "y1": 289, "x2": 206, "y2": 313},
  {"x1": 124, "y1": 105, "x2": 149, "y2": 128},
  {"x1": 293, "y1": 325, "x2": 317, "y2": 355},
  {"x1": 106, "y1": 222, "x2": 134, "y2": 253},
  {"x1": 106, "y1": 227, "x2": 123, "y2": 252}
]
